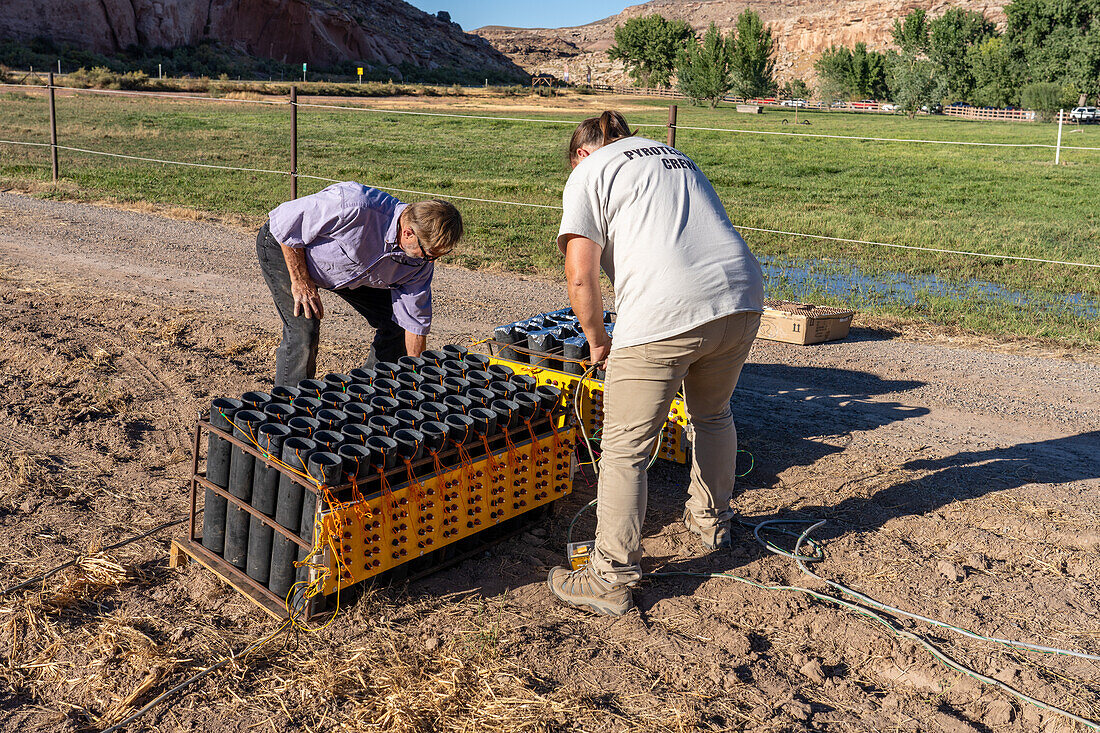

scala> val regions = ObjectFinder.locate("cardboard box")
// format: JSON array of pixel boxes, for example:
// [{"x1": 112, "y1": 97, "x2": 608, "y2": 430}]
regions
[{"x1": 757, "y1": 300, "x2": 856, "y2": 345}]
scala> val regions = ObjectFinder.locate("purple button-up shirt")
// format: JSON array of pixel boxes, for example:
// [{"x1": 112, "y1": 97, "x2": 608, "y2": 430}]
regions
[{"x1": 267, "y1": 182, "x2": 433, "y2": 335}]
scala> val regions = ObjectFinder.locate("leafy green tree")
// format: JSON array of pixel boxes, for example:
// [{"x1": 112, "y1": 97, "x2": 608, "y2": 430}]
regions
[
  {"x1": 929, "y1": 8, "x2": 997, "y2": 100},
  {"x1": 1003, "y1": 0, "x2": 1100, "y2": 105},
  {"x1": 852, "y1": 42, "x2": 891, "y2": 99},
  {"x1": 889, "y1": 56, "x2": 948, "y2": 116},
  {"x1": 892, "y1": 8, "x2": 931, "y2": 56},
  {"x1": 676, "y1": 23, "x2": 735, "y2": 107},
  {"x1": 889, "y1": 10, "x2": 944, "y2": 116},
  {"x1": 814, "y1": 43, "x2": 889, "y2": 100},
  {"x1": 779, "y1": 78, "x2": 812, "y2": 100},
  {"x1": 729, "y1": 10, "x2": 777, "y2": 98},
  {"x1": 1021, "y1": 81, "x2": 1064, "y2": 119},
  {"x1": 608, "y1": 14, "x2": 694, "y2": 88},
  {"x1": 815, "y1": 45, "x2": 855, "y2": 101},
  {"x1": 966, "y1": 36, "x2": 1023, "y2": 107}
]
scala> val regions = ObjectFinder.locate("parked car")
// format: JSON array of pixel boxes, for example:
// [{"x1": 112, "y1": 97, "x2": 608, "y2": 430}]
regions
[
  {"x1": 1069, "y1": 107, "x2": 1098, "y2": 122},
  {"x1": 830, "y1": 101, "x2": 847, "y2": 108},
  {"x1": 881, "y1": 103, "x2": 898, "y2": 112}
]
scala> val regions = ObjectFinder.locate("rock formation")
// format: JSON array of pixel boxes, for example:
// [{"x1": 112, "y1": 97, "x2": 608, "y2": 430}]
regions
[
  {"x1": 475, "y1": 0, "x2": 1009, "y2": 86},
  {"x1": 1, "y1": 0, "x2": 526, "y2": 81}
]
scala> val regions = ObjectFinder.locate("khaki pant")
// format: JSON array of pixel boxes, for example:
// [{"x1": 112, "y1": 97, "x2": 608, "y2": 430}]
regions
[{"x1": 589, "y1": 311, "x2": 760, "y2": 586}]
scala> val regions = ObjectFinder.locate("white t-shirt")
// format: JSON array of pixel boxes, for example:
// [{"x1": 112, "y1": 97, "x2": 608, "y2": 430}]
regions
[{"x1": 557, "y1": 136, "x2": 764, "y2": 350}]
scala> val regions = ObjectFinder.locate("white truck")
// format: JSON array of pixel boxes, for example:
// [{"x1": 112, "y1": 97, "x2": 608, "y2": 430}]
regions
[{"x1": 1069, "y1": 107, "x2": 1098, "y2": 122}]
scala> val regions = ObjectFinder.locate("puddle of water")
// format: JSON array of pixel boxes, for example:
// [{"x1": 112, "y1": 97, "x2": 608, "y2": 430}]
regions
[{"x1": 760, "y1": 256, "x2": 1099, "y2": 321}]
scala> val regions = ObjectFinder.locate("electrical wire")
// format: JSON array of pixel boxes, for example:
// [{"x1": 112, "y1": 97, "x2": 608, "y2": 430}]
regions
[
  {"x1": 565, "y1": 390, "x2": 1100, "y2": 730},
  {"x1": 672, "y1": 121, "x2": 1100, "y2": 152},
  {"x1": 1, "y1": 518, "x2": 185, "y2": 596},
  {"x1": 298, "y1": 100, "x2": 666, "y2": 127}
]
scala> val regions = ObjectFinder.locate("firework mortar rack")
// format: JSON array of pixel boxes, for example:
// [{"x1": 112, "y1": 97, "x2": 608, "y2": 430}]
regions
[
  {"x1": 487, "y1": 308, "x2": 693, "y2": 465},
  {"x1": 172, "y1": 346, "x2": 577, "y2": 621}
]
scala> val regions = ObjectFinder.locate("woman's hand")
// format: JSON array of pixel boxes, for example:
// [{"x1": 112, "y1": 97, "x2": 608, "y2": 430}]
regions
[{"x1": 589, "y1": 336, "x2": 612, "y2": 366}]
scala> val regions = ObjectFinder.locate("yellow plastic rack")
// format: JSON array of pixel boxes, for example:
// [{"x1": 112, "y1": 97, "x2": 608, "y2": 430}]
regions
[
  {"x1": 316, "y1": 426, "x2": 576, "y2": 595},
  {"x1": 486, "y1": 355, "x2": 692, "y2": 465}
]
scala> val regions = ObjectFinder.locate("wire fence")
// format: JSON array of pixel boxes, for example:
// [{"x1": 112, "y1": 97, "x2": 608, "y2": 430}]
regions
[{"x1": 1, "y1": 80, "x2": 1098, "y2": 274}]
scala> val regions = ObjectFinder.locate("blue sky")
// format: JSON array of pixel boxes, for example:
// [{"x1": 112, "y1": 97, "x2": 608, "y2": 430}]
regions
[{"x1": 406, "y1": 1, "x2": 629, "y2": 30}]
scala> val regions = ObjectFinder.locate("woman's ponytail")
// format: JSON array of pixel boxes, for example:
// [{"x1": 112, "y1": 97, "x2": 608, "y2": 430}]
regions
[{"x1": 568, "y1": 110, "x2": 636, "y2": 163}]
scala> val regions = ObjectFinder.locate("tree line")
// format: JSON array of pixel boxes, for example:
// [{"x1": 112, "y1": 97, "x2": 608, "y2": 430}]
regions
[{"x1": 607, "y1": 1, "x2": 1099, "y2": 115}]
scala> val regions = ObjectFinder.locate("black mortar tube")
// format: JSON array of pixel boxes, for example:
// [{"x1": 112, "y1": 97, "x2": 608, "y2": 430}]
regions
[
  {"x1": 202, "y1": 397, "x2": 242, "y2": 554},
  {"x1": 263, "y1": 402, "x2": 297, "y2": 424},
  {"x1": 343, "y1": 401, "x2": 374, "y2": 424},
  {"x1": 291, "y1": 395, "x2": 323, "y2": 417},
  {"x1": 488, "y1": 380, "x2": 518, "y2": 401},
  {"x1": 466, "y1": 387, "x2": 495, "y2": 408},
  {"x1": 420, "y1": 383, "x2": 448, "y2": 403},
  {"x1": 223, "y1": 408, "x2": 266, "y2": 568},
  {"x1": 420, "y1": 420, "x2": 448, "y2": 453},
  {"x1": 442, "y1": 344, "x2": 468, "y2": 361},
  {"x1": 420, "y1": 365, "x2": 446, "y2": 384},
  {"x1": 421, "y1": 349, "x2": 448, "y2": 366},
  {"x1": 443, "y1": 394, "x2": 473, "y2": 415},
  {"x1": 268, "y1": 436, "x2": 316, "y2": 599},
  {"x1": 348, "y1": 367, "x2": 377, "y2": 384},
  {"x1": 245, "y1": 422, "x2": 292, "y2": 584},
  {"x1": 463, "y1": 352, "x2": 490, "y2": 371},
  {"x1": 374, "y1": 361, "x2": 401, "y2": 379},
  {"x1": 340, "y1": 423, "x2": 373, "y2": 444},
  {"x1": 398, "y1": 355, "x2": 425, "y2": 372},
  {"x1": 296, "y1": 378, "x2": 328, "y2": 399},
  {"x1": 287, "y1": 415, "x2": 320, "y2": 437},
  {"x1": 509, "y1": 374, "x2": 537, "y2": 391},
  {"x1": 323, "y1": 373, "x2": 354, "y2": 392},
  {"x1": 241, "y1": 391, "x2": 272, "y2": 410},
  {"x1": 270, "y1": 385, "x2": 302, "y2": 404}
]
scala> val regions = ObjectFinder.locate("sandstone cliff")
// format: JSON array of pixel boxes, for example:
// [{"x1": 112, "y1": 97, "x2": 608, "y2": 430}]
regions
[
  {"x1": 1, "y1": 0, "x2": 526, "y2": 81},
  {"x1": 476, "y1": 0, "x2": 1009, "y2": 86}
]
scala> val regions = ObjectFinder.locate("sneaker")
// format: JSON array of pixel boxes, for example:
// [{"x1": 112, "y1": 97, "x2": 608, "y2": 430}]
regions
[
  {"x1": 683, "y1": 509, "x2": 732, "y2": 550},
  {"x1": 547, "y1": 564, "x2": 634, "y2": 617}
]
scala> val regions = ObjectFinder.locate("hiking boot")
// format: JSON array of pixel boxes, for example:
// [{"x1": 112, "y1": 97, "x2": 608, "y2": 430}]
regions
[
  {"x1": 547, "y1": 564, "x2": 634, "y2": 617},
  {"x1": 683, "y1": 509, "x2": 732, "y2": 550}
]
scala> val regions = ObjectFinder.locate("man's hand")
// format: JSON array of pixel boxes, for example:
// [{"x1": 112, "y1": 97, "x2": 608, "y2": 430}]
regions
[
  {"x1": 280, "y1": 244, "x2": 324, "y2": 320},
  {"x1": 291, "y1": 278, "x2": 325, "y2": 319}
]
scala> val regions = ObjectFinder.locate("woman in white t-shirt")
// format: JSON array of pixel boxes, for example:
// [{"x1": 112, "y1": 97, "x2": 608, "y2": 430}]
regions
[{"x1": 547, "y1": 111, "x2": 763, "y2": 617}]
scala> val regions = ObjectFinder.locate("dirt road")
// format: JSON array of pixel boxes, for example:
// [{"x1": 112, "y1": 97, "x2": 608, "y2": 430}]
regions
[{"x1": 1, "y1": 192, "x2": 1098, "y2": 732}]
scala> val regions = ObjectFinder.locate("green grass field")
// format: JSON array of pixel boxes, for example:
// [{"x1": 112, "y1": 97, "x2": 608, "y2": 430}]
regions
[{"x1": 1, "y1": 89, "x2": 1098, "y2": 345}]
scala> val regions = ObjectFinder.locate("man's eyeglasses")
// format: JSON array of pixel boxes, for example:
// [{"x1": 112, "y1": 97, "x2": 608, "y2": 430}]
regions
[
  {"x1": 416, "y1": 237, "x2": 439, "y2": 262},
  {"x1": 390, "y1": 237, "x2": 438, "y2": 266}
]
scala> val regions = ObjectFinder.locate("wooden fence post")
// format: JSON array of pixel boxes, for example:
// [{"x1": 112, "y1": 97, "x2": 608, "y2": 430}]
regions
[
  {"x1": 48, "y1": 72, "x2": 58, "y2": 182},
  {"x1": 290, "y1": 86, "x2": 298, "y2": 199},
  {"x1": 667, "y1": 104, "x2": 677, "y2": 148}
]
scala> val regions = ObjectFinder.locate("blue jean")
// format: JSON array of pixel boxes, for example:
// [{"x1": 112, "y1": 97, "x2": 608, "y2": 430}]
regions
[{"x1": 256, "y1": 223, "x2": 405, "y2": 386}]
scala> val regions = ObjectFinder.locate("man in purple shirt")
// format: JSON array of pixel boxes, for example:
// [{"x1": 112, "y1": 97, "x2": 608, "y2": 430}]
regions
[{"x1": 257, "y1": 182, "x2": 463, "y2": 386}]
